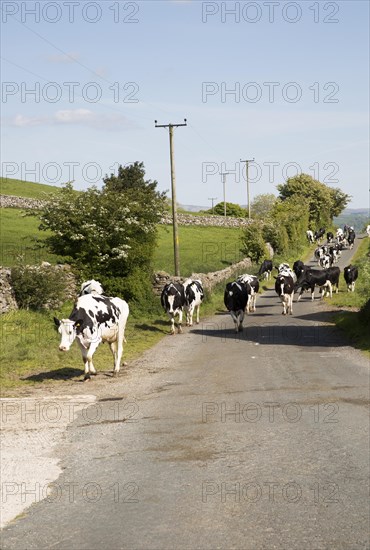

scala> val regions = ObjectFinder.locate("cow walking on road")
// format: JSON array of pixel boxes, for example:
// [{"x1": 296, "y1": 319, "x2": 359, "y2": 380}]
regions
[
  {"x1": 237, "y1": 274, "x2": 260, "y2": 313},
  {"x1": 344, "y1": 265, "x2": 359, "y2": 292},
  {"x1": 295, "y1": 269, "x2": 333, "y2": 301},
  {"x1": 224, "y1": 281, "x2": 249, "y2": 332},
  {"x1": 54, "y1": 293, "x2": 129, "y2": 380},
  {"x1": 274, "y1": 274, "x2": 294, "y2": 315},
  {"x1": 183, "y1": 279, "x2": 204, "y2": 326},
  {"x1": 257, "y1": 259, "x2": 273, "y2": 280},
  {"x1": 161, "y1": 282, "x2": 186, "y2": 334}
]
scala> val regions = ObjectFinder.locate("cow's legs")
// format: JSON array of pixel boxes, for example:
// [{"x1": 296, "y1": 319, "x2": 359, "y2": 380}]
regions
[
  {"x1": 177, "y1": 311, "x2": 183, "y2": 333},
  {"x1": 169, "y1": 314, "x2": 176, "y2": 335},
  {"x1": 195, "y1": 304, "x2": 200, "y2": 324},
  {"x1": 109, "y1": 341, "x2": 119, "y2": 374},
  {"x1": 252, "y1": 294, "x2": 257, "y2": 312},
  {"x1": 288, "y1": 294, "x2": 293, "y2": 315},
  {"x1": 238, "y1": 311, "x2": 244, "y2": 332},
  {"x1": 78, "y1": 342, "x2": 97, "y2": 379},
  {"x1": 186, "y1": 305, "x2": 194, "y2": 326},
  {"x1": 112, "y1": 340, "x2": 124, "y2": 376}
]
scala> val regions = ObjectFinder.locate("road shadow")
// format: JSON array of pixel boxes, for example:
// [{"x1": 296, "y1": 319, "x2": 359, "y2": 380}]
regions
[
  {"x1": 294, "y1": 310, "x2": 338, "y2": 323},
  {"x1": 134, "y1": 322, "x2": 167, "y2": 334},
  {"x1": 192, "y1": 321, "x2": 346, "y2": 348},
  {"x1": 23, "y1": 367, "x2": 83, "y2": 382}
]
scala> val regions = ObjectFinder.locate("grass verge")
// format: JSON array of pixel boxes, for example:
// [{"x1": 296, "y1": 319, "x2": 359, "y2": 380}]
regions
[{"x1": 330, "y1": 236, "x2": 370, "y2": 354}]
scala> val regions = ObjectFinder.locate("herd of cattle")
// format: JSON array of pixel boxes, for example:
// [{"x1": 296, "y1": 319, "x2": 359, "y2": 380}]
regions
[{"x1": 54, "y1": 225, "x2": 363, "y2": 378}]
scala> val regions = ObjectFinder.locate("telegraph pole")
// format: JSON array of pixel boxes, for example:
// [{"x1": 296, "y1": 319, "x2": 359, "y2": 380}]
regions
[
  {"x1": 155, "y1": 118, "x2": 187, "y2": 276},
  {"x1": 220, "y1": 172, "x2": 229, "y2": 216},
  {"x1": 240, "y1": 158, "x2": 255, "y2": 218},
  {"x1": 208, "y1": 197, "x2": 218, "y2": 214}
]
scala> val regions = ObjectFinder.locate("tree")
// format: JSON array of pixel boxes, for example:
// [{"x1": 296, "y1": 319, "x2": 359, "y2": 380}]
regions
[
  {"x1": 329, "y1": 187, "x2": 351, "y2": 217},
  {"x1": 206, "y1": 202, "x2": 246, "y2": 217},
  {"x1": 277, "y1": 173, "x2": 350, "y2": 229},
  {"x1": 103, "y1": 161, "x2": 159, "y2": 193},
  {"x1": 38, "y1": 163, "x2": 167, "y2": 303},
  {"x1": 270, "y1": 195, "x2": 310, "y2": 256},
  {"x1": 250, "y1": 193, "x2": 277, "y2": 219},
  {"x1": 241, "y1": 222, "x2": 268, "y2": 263}
]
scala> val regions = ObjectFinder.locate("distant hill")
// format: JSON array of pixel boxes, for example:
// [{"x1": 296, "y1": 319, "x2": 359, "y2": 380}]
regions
[
  {"x1": 179, "y1": 204, "x2": 207, "y2": 212},
  {"x1": 0, "y1": 178, "x2": 61, "y2": 199},
  {"x1": 334, "y1": 209, "x2": 369, "y2": 232}
]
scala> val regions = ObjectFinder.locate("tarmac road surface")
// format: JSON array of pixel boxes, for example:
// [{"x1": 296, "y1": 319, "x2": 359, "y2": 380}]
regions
[{"x1": 1, "y1": 237, "x2": 369, "y2": 549}]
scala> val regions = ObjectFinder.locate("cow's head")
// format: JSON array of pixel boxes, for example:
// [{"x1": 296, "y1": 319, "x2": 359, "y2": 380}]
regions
[{"x1": 54, "y1": 317, "x2": 82, "y2": 351}]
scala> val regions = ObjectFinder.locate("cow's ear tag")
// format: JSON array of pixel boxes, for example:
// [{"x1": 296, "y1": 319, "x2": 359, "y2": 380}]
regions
[{"x1": 75, "y1": 322, "x2": 81, "y2": 328}]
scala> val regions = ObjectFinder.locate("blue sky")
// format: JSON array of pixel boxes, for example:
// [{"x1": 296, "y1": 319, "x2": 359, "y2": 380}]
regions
[{"x1": 1, "y1": 0, "x2": 369, "y2": 209}]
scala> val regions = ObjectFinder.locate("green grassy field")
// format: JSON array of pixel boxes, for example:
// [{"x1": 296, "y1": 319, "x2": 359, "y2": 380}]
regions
[
  {"x1": 1, "y1": 207, "x2": 245, "y2": 273},
  {"x1": 0, "y1": 208, "x2": 59, "y2": 266},
  {"x1": 329, "y1": 236, "x2": 370, "y2": 309},
  {"x1": 0, "y1": 177, "x2": 61, "y2": 199},
  {"x1": 154, "y1": 225, "x2": 244, "y2": 276}
]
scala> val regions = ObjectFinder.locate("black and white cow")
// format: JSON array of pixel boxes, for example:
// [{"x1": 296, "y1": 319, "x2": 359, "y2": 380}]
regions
[
  {"x1": 314, "y1": 246, "x2": 328, "y2": 265},
  {"x1": 295, "y1": 269, "x2": 333, "y2": 300},
  {"x1": 274, "y1": 273, "x2": 294, "y2": 315},
  {"x1": 326, "y1": 231, "x2": 334, "y2": 243},
  {"x1": 224, "y1": 281, "x2": 249, "y2": 332},
  {"x1": 325, "y1": 266, "x2": 340, "y2": 295},
  {"x1": 314, "y1": 227, "x2": 326, "y2": 243},
  {"x1": 344, "y1": 265, "x2": 358, "y2": 292},
  {"x1": 237, "y1": 273, "x2": 260, "y2": 312},
  {"x1": 257, "y1": 259, "x2": 273, "y2": 280},
  {"x1": 347, "y1": 229, "x2": 355, "y2": 249},
  {"x1": 161, "y1": 282, "x2": 186, "y2": 334},
  {"x1": 293, "y1": 260, "x2": 304, "y2": 279},
  {"x1": 79, "y1": 279, "x2": 104, "y2": 296},
  {"x1": 320, "y1": 254, "x2": 333, "y2": 269},
  {"x1": 366, "y1": 225, "x2": 370, "y2": 238},
  {"x1": 54, "y1": 294, "x2": 129, "y2": 380},
  {"x1": 328, "y1": 244, "x2": 341, "y2": 264},
  {"x1": 276, "y1": 263, "x2": 297, "y2": 283},
  {"x1": 183, "y1": 279, "x2": 204, "y2": 326},
  {"x1": 306, "y1": 230, "x2": 315, "y2": 244}
]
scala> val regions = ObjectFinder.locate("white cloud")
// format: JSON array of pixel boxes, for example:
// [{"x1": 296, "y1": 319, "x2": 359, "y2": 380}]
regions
[{"x1": 6, "y1": 109, "x2": 136, "y2": 131}]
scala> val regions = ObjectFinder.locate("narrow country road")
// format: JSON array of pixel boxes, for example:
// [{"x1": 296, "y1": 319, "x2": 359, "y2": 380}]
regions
[{"x1": 1, "y1": 238, "x2": 369, "y2": 550}]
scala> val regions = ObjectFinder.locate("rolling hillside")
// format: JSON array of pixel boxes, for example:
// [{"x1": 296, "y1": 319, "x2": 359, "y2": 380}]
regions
[{"x1": 0, "y1": 178, "x2": 62, "y2": 199}]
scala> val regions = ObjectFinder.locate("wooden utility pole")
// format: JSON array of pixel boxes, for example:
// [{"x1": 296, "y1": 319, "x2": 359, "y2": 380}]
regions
[
  {"x1": 240, "y1": 158, "x2": 255, "y2": 218},
  {"x1": 155, "y1": 118, "x2": 187, "y2": 276},
  {"x1": 208, "y1": 197, "x2": 218, "y2": 214},
  {"x1": 220, "y1": 172, "x2": 229, "y2": 216}
]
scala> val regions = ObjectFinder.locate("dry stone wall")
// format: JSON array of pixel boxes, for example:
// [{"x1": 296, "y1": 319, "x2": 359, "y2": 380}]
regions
[
  {"x1": 0, "y1": 268, "x2": 18, "y2": 313},
  {"x1": 160, "y1": 213, "x2": 253, "y2": 228},
  {"x1": 152, "y1": 256, "x2": 253, "y2": 296},
  {"x1": 0, "y1": 264, "x2": 77, "y2": 314},
  {"x1": 1, "y1": 195, "x2": 253, "y2": 229},
  {"x1": 0, "y1": 195, "x2": 45, "y2": 209}
]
